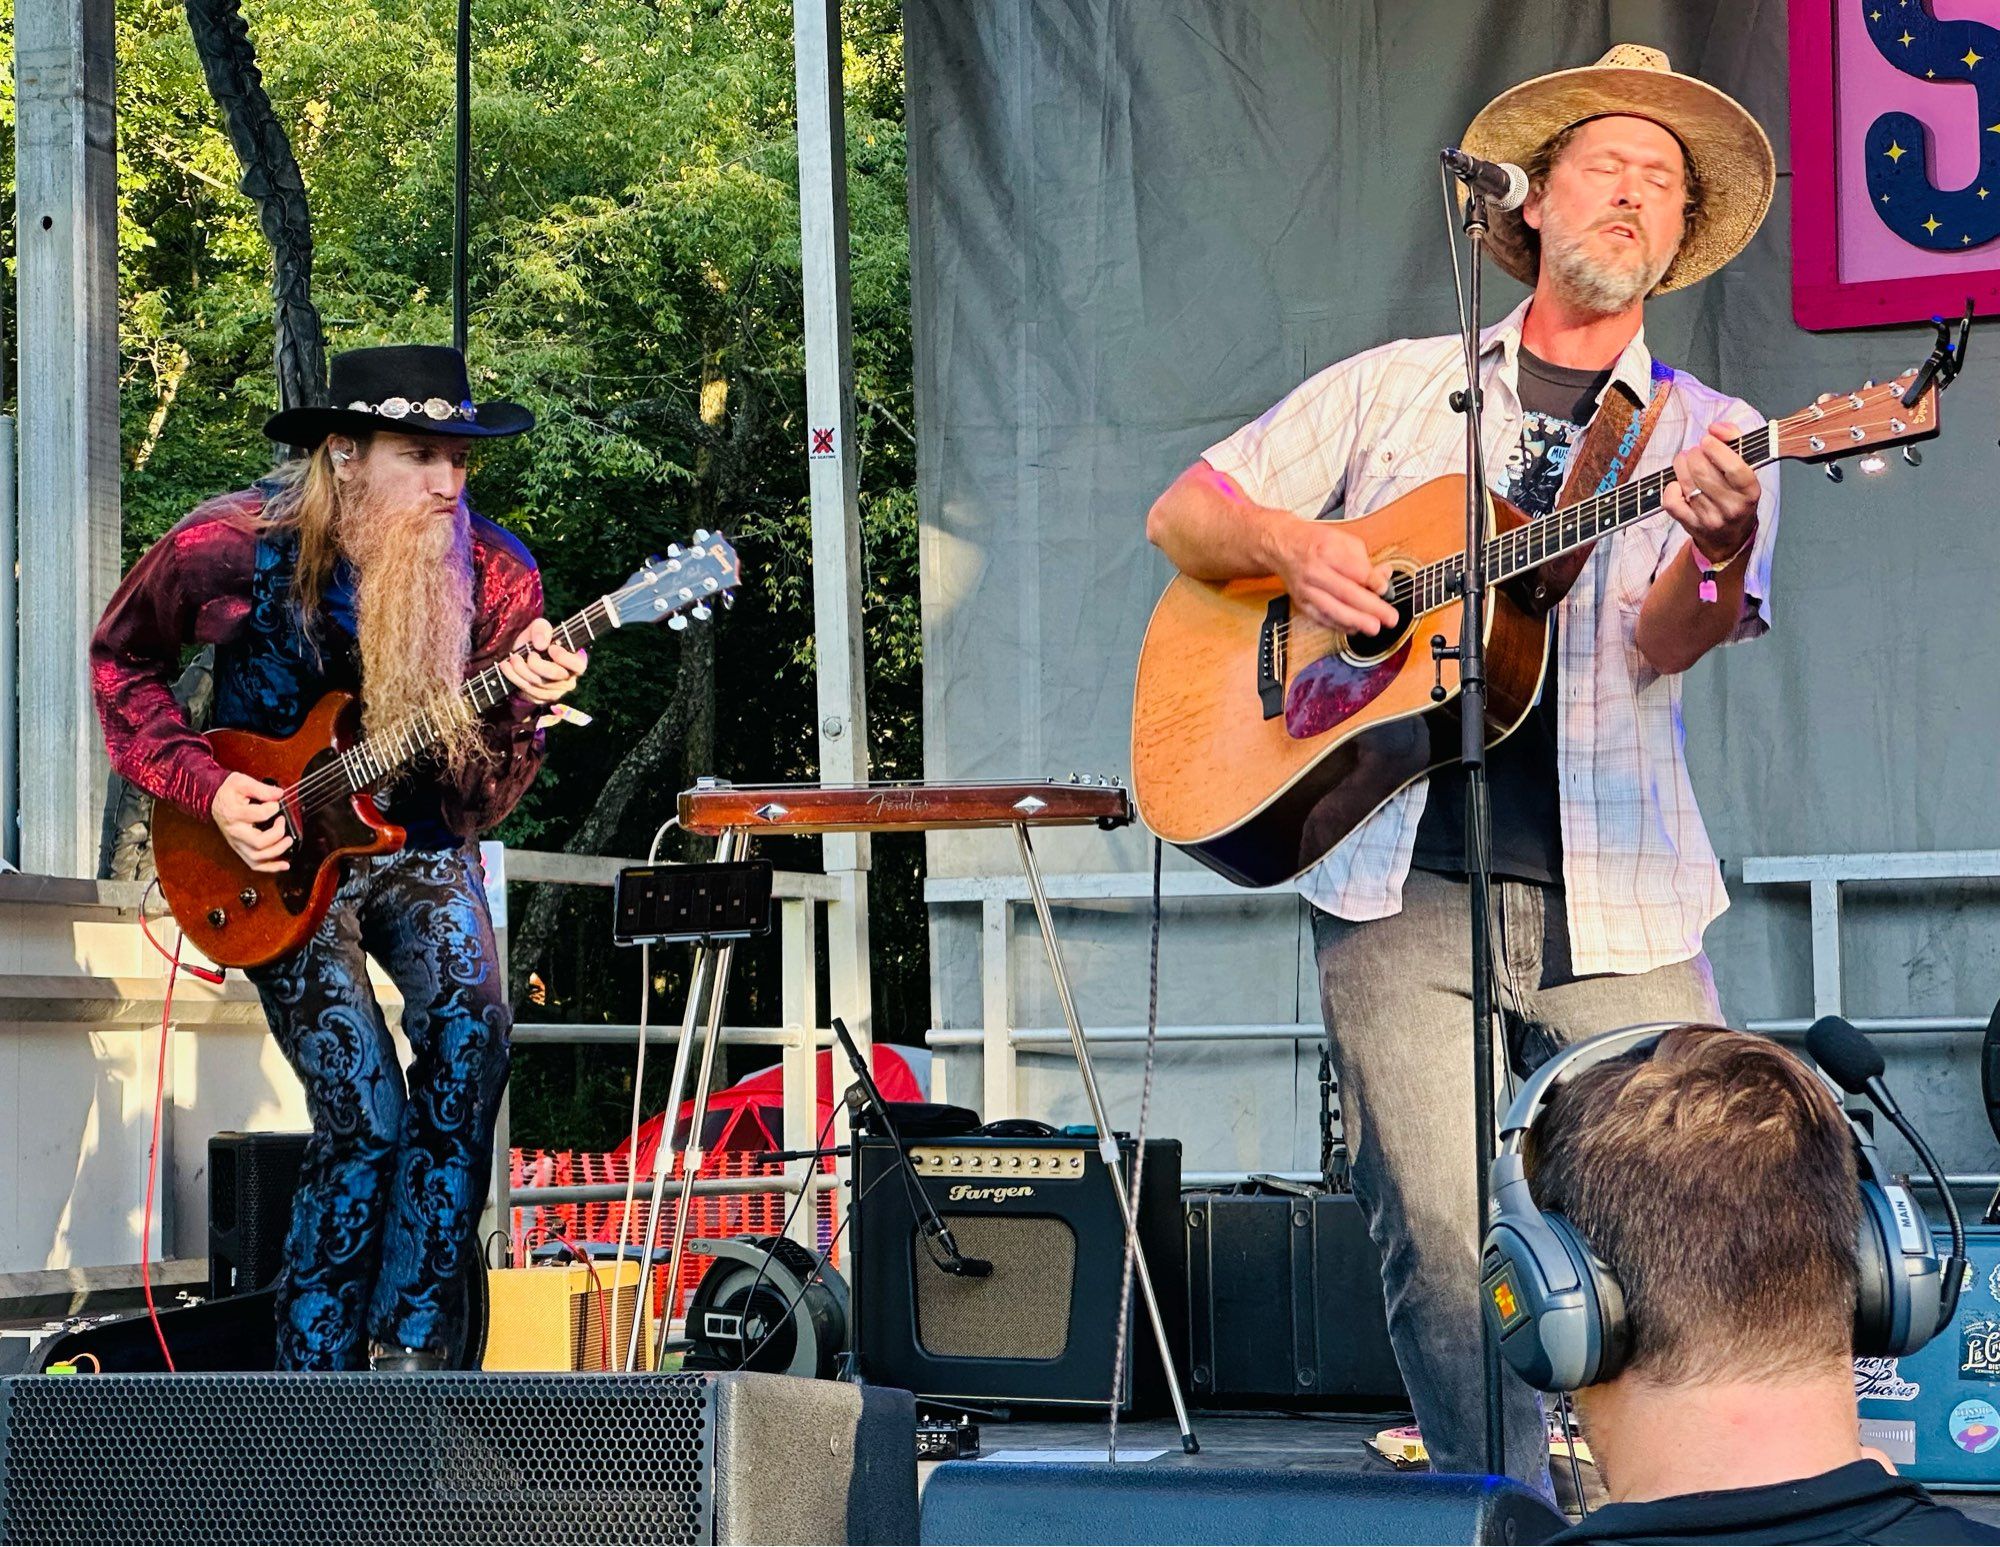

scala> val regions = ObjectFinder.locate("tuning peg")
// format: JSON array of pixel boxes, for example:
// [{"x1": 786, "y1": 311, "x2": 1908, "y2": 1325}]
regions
[
  {"x1": 721, "y1": 592, "x2": 736, "y2": 610},
  {"x1": 647, "y1": 553, "x2": 661, "y2": 566},
  {"x1": 1824, "y1": 462, "x2": 1844, "y2": 483},
  {"x1": 694, "y1": 528, "x2": 710, "y2": 543},
  {"x1": 667, "y1": 543, "x2": 683, "y2": 558},
  {"x1": 668, "y1": 614, "x2": 688, "y2": 631},
  {"x1": 692, "y1": 603, "x2": 712, "y2": 622},
  {"x1": 1904, "y1": 445, "x2": 1923, "y2": 466}
]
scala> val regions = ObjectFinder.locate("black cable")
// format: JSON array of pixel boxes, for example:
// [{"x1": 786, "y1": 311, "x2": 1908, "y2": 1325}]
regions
[
  {"x1": 719, "y1": 1100, "x2": 840, "y2": 1370},
  {"x1": 729, "y1": 1164, "x2": 904, "y2": 1375}
]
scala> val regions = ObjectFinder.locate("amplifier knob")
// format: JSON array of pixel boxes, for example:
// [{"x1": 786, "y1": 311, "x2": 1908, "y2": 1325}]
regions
[
  {"x1": 1029, "y1": 1157, "x2": 1042, "y2": 1170},
  {"x1": 950, "y1": 1155, "x2": 963, "y2": 1168},
  {"x1": 207, "y1": 908, "x2": 227, "y2": 928},
  {"x1": 239, "y1": 886, "x2": 260, "y2": 908}
]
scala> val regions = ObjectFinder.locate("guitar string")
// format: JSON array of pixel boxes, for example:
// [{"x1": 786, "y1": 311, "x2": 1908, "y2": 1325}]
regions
[
  {"x1": 279, "y1": 565, "x2": 725, "y2": 817},
  {"x1": 282, "y1": 600, "x2": 615, "y2": 818},
  {"x1": 1266, "y1": 395, "x2": 1908, "y2": 655}
]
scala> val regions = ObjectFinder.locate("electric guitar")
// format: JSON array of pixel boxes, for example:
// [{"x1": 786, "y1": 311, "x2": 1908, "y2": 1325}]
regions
[
  {"x1": 151, "y1": 534, "x2": 741, "y2": 968},
  {"x1": 1131, "y1": 365, "x2": 1954, "y2": 888}
]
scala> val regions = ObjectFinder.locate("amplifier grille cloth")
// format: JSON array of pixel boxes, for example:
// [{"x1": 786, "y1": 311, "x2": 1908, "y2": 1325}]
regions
[{"x1": 913, "y1": 1215, "x2": 1076, "y2": 1360}]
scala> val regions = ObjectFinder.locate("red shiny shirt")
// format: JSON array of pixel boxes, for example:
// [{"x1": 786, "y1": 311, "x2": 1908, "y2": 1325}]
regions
[{"x1": 90, "y1": 486, "x2": 549, "y2": 834}]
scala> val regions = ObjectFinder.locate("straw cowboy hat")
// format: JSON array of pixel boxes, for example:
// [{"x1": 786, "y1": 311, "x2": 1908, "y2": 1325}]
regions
[{"x1": 1460, "y1": 44, "x2": 1775, "y2": 296}]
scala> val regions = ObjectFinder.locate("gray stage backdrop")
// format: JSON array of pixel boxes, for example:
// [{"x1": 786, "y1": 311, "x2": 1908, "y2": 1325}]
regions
[{"x1": 905, "y1": 0, "x2": 2000, "y2": 1183}]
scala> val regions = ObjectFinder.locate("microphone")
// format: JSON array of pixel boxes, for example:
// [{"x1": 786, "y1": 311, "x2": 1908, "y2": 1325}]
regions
[
  {"x1": 1441, "y1": 146, "x2": 1530, "y2": 212},
  {"x1": 832, "y1": 1017, "x2": 992, "y2": 1279},
  {"x1": 1808, "y1": 1015, "x2": 1964, "y2": 1328},
  {"x1": 923, "y1": 1218, "x2": 993, "y2": 1278}
]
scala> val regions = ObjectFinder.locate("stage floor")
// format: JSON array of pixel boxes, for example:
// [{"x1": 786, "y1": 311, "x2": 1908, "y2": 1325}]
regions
[{"x1": 918, "y1": 1409, "x2": 2000, "y2": 1526}]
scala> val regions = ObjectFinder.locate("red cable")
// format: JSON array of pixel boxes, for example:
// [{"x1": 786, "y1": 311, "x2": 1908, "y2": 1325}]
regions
[{"x1": 551, "y1": 1232, "x2": 612, "y2": 1371}]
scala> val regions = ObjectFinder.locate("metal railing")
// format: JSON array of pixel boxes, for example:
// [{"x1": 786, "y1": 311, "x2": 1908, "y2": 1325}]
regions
[
  {"x1": 1740, "y1": 849, "x2": 2000, "y2": 1190},
  {"x1": 921, "y1": 866, "x2": 1320, "y2": 1126},
  {"x1": 925, "y1": 853, "x2": 2000, "y2": 1190},
  {"x1": 488, "y1": 844, "x2": 840, "y2": 1256}
]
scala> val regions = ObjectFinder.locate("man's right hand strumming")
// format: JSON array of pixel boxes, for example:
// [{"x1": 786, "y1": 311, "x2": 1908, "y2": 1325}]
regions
[
  {"x1": 212, "y1": 771, "x2": 294, "y2": 873},
  {"x1": 1145, "y1": 459, "x2": 1398, "y2": 635}
]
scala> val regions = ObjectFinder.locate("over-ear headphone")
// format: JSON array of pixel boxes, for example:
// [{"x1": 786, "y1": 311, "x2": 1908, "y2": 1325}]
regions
[{"x1": 1479, "y1": 1025, "x2": 1945, "y2": 1392}]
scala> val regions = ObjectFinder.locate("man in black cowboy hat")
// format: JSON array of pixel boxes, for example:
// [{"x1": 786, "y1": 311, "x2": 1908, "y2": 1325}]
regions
[{"x1": 92, "y1": 344, "x2": 584, "y2": 1370}]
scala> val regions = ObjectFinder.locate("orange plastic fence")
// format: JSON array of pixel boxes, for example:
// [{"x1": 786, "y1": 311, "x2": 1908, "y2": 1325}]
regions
[{"x1": 508, "y1": 1147, "x2": 838, "y2": 1320}]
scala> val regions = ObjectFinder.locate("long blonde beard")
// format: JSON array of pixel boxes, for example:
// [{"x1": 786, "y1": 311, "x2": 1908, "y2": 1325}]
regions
[{"x1": 334, "y1": 476, "x2": 486, "y2": 779}]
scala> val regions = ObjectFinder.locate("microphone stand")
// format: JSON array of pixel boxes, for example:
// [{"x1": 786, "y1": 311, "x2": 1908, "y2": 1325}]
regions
[{"x1": 1432, "y1": 181, "x2": 1506, "y2": 1476}]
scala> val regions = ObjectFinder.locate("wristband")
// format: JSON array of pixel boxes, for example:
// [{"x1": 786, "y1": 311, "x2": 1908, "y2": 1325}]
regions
[{"x1": 1691, "y1": 527, "x2": 1754, "y2": 604}]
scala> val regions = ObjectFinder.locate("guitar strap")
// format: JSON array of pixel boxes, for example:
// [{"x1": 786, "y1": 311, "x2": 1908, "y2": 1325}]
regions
[{"x1": 1515, "y1": 356, "x2": 1676, "y2": 613}]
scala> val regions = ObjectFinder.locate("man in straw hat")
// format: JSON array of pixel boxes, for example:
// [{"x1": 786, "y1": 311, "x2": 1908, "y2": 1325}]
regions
[
  {"x1": 92, "y1": 344, "x2": 587, "y2": 1371},
  {"x1": 1146, "y1": 48, "x2": 1779, "y2": 1490}
]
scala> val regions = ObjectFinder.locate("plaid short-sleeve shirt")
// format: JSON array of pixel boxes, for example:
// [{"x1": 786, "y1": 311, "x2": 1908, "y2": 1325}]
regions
[{"x1": 1201, "y1": 298, "x2": 1780, "y2": 977}]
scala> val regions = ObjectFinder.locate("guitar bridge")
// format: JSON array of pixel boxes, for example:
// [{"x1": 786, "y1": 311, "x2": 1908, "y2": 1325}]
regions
[{"x1": 1257, "y1": 596, "x2": 1290, "y2": 720}]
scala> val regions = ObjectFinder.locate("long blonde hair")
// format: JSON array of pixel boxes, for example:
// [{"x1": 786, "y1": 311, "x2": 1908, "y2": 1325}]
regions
[{"x1": 261, "y1": 436, "x2": 369, "y2": 627}]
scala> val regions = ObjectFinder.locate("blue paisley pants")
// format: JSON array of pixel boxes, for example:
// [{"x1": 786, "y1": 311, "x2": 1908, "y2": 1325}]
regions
[{"x1": 247, "y1": 844, "x2": 510, "y2": 1370}]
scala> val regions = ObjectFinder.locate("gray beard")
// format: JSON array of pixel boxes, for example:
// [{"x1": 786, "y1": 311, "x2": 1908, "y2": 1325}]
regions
[{"x1": 1541, "y1": 224, "x2": 1674, "y2": 317}]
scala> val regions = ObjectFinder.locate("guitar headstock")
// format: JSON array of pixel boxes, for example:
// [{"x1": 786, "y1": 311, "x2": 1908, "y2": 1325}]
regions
[
  {"x1": 1771, "y1": 369, "x2": 1942, "y2": 468},
  {"x1": 608, "y1": 532, "x2": 742, "y2": 629}
]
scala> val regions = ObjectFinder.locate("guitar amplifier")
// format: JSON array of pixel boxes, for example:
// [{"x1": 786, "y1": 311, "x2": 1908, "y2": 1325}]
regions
[
  {"x1": 1184, "y1": 1190, "x2": 1405, "y2": 1409},
  {"x1": 850, "y1": 1136, "x2": 1185, "y2": 1412}
]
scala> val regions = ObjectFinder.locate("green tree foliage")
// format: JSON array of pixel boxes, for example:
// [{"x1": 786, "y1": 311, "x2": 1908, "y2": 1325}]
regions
[{"x1": 22, "y1": 0, "x2": 922, "y2": 1145}]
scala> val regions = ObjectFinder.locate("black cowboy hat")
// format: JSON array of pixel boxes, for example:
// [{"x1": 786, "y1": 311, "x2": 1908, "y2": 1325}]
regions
[{"x1": 262, "y1": 344, "x2": 534, "y2": 447}]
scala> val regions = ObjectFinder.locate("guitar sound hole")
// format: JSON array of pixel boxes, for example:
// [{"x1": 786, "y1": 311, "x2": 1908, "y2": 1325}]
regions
[{"x1": 1341, "y1": 587, "x2": 1416, "y2": 666}]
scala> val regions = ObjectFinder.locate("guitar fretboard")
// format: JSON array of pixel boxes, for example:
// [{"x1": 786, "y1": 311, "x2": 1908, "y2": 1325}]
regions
[
  {"x1": 1393, "y1": 422, "x2": 1775, "y2": 615},
  {"x1": 325, "y1": 599, "x2": 617, "y2": 800}
]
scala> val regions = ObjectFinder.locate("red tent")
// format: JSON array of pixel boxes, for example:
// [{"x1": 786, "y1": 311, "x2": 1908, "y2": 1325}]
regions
[{"x1": 612, "y1": 1045, "x2": 925, "y2": 1173}]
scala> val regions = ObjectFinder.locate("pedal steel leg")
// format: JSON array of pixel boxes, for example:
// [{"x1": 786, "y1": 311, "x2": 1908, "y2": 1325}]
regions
[
  {"x1": 1012, "y1": 824, "x2": 1200, "y2": 1453},
  {"x1": 652, "y1": 925, "x2": 742, "y2": 1370},
  {"x1": 620, "y1": 829, "x2": 742, "y2": 1371}
]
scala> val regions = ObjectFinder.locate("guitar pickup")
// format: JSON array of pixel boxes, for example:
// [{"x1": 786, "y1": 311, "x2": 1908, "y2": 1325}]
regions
[{"x1": 1257, "y1": 596, "x2": 1289, "y2": 720}]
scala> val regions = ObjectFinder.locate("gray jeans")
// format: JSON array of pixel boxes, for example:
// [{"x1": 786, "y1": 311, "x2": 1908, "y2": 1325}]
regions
[{"x1": 1311, "y1": 868, "x2": 1719, "y2": 1492}]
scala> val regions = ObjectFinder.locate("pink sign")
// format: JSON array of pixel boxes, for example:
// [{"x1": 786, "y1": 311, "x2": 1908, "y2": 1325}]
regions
[{"x1": 1791, "y1": 0, "x2": 2000, "y2": 329}]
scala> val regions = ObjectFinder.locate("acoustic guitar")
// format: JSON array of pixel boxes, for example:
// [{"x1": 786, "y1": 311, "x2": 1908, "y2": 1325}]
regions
[
  {"x1": 151, "y1": 534, "x2": 741, "y2": 968},
  {"x1": 1131, "y1": 369, "x2": 1947, "y2": 888}
]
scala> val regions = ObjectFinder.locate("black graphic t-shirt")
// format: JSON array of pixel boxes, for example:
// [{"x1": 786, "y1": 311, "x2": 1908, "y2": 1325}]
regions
[{"x1": 1412, "y1": 347, "x2": 1611, "y2": 886}]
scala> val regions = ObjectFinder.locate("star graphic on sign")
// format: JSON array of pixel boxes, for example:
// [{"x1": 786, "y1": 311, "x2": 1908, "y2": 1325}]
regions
[
  {"x1": 1965, "y1": 235, "x2": 1974, "y2": 244},
  {"x1": 1923, "y1": 214, "x2": 1942, "y2": 234},
  {"x1": 1900, "y1": 29, "x2": 1915, "y2": 44},
  {"x1": 1982, "y1": 188, "x2": 1991, "y2": 199},
  {"x1": 1886, "y1": 140, "x2": 1907, "y2": 161},
  {"x1": 1968, "y1": 48, "x2": 1985, "y2": 68},
  {"x1": 1883, "y1": 193, "x2": 1892, "y2": 202}
]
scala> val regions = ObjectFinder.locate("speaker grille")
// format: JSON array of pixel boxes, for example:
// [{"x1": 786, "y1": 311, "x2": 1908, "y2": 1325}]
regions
[
  {"x1": 0, "y1": 1374, "x2": 715, "y2": 1544},
  {"x1": 914, "y1": 1216, "x2": 1076, "y2": 1360}
]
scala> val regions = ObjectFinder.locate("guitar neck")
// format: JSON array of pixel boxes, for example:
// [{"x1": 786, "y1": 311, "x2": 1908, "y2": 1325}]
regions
[
  {"x1": 1397, "y1": 421, "x2": 1777, "y2": 614},
  {"x1": 334, "y1": 597, "x2": 618, "y2": 794}
]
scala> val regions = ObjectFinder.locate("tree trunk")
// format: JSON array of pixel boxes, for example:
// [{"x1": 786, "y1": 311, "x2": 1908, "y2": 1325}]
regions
[{"x1": 184, "y1": 0, "x2": 328, "y2": 413}]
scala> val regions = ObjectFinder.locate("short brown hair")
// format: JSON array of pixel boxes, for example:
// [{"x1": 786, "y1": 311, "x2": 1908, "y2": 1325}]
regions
[
  {"x1": 1524, "y1": 1026, "x2": 1858, "y2": 1386},
  {"x1": 1519, "y1": 116, "x2": 1707, "y2": 282}
]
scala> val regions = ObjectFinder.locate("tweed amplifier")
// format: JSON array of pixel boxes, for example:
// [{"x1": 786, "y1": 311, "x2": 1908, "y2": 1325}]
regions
[{"x1": 850, "y1": 1135, "x2": 1185, "y2": 1412}]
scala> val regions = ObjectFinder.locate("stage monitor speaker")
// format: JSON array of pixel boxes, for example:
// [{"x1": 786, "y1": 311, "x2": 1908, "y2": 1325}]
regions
[
  {"x1": 1184, "y1": 1190, "x2": 1405, "y2": 1408},
  {"x1": 850, "y1": 1136, "x2": 1185, "y2": 1412},
  {"x1": 918, "y1": 1461, "x2": 1564, "y2": 1546},
  {"x1": 0, "y1": 1370, "x2": 916, "y2": 1545},
  {"x1": 207, "y1": 1130, "x2": 310, "y2": 1298}
]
